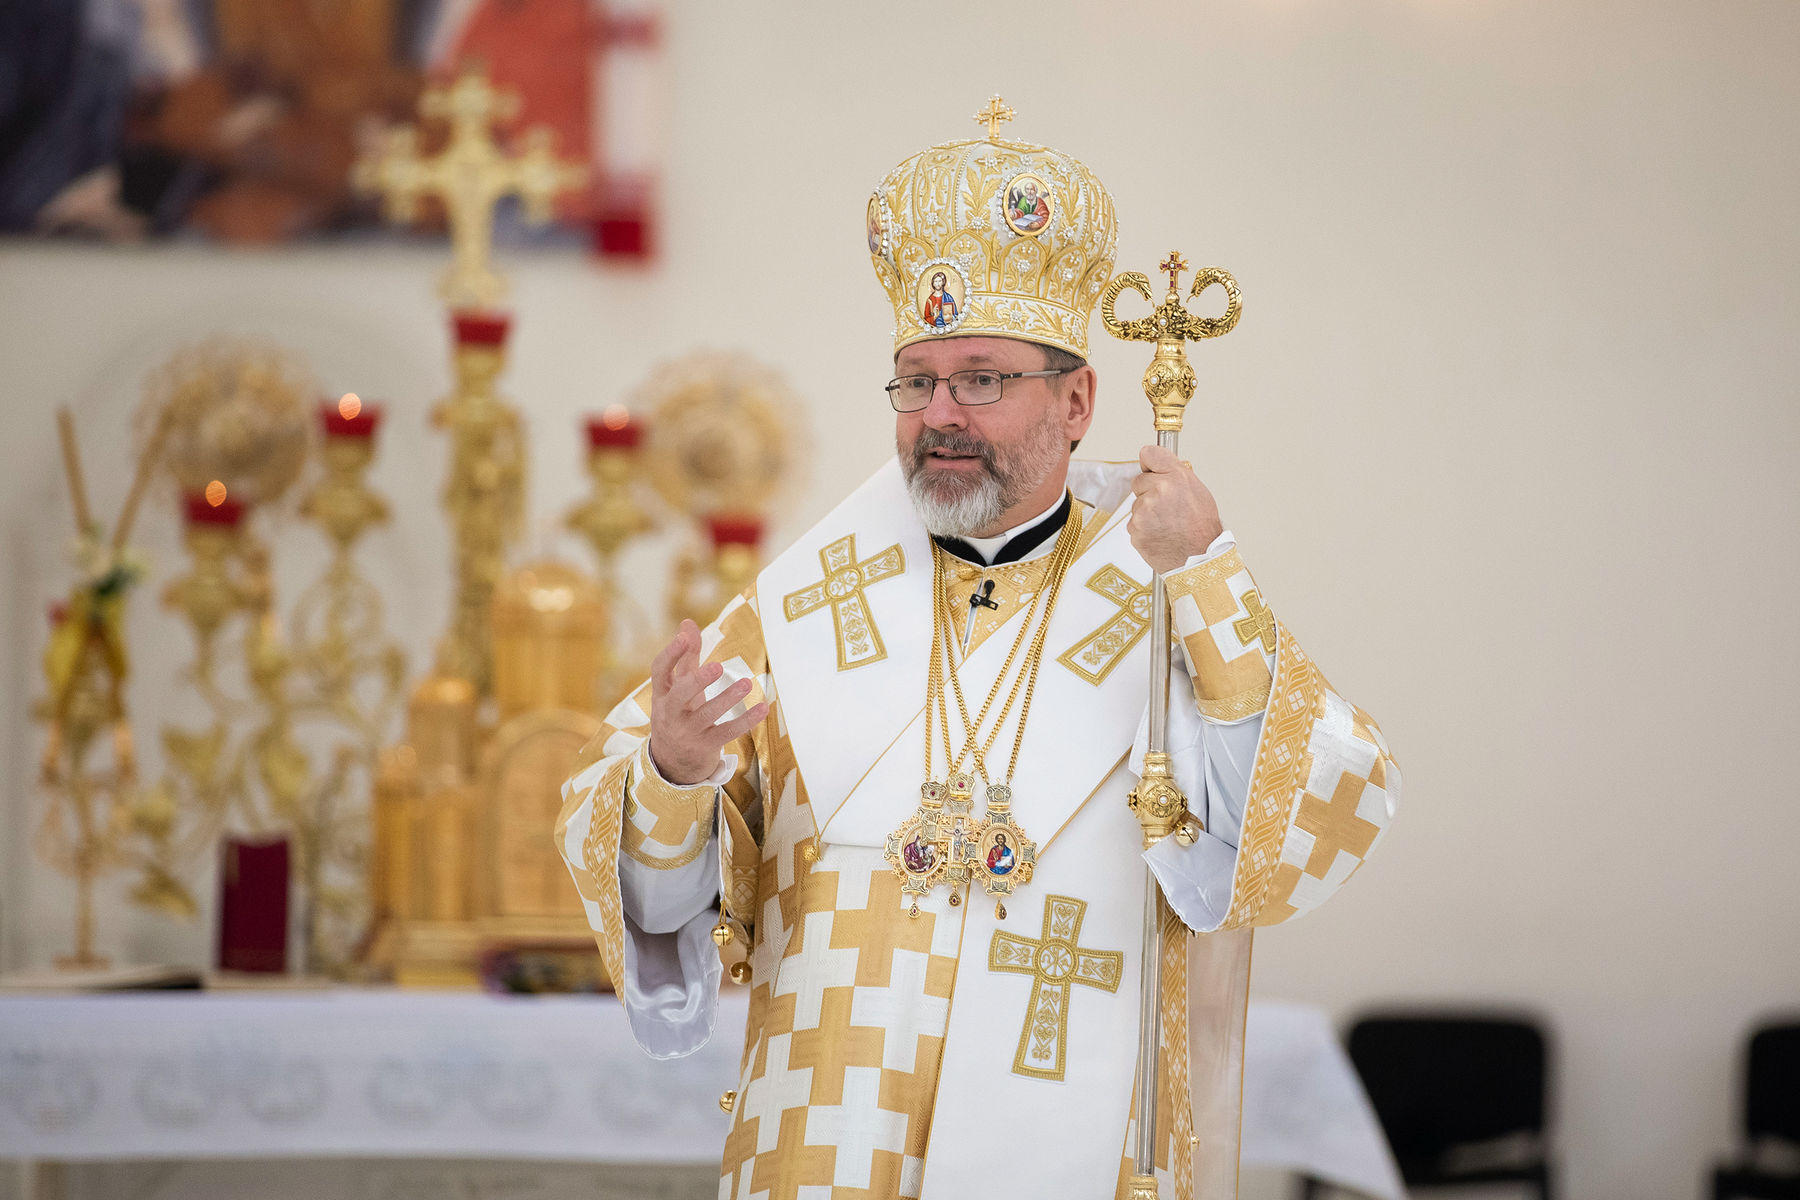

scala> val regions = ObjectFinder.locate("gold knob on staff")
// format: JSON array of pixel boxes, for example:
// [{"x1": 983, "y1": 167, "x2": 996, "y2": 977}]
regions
[{"x1": 1100, "y1": 250, "x2": 1242, "y2": 434}]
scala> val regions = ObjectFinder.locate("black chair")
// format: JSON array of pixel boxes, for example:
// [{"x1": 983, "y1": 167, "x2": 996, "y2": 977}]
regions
[
  {"x1": 1300, "y1": 1012, "x2": 1553, "y2": 1200},
  {"x1": 1712, "y1": 1021, "x2": 1800, "y2": 1200}
]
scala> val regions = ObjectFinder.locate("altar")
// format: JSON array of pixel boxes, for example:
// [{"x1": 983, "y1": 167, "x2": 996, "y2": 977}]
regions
[{"x1": 0, "y1": 990, "x2": 1402, "y2": 1200}]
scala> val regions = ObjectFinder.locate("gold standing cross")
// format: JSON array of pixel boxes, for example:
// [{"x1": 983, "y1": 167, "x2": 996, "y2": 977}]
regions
[
  {"x1": 1233, "y1": 590, "x2": 1277, "y2": 654},
  {"x1": 781, "y1": 533, "x2": 906, "y2": 671},
  {"x1": 354, "y1": 63, "x2": 587, "y2": 309},
  {"x1": 989, "y1": 894, "x2": 1123, "y2": 1081},
  {"x1": 974, "y1": 95, "x2": 1016, "y2": 140}
]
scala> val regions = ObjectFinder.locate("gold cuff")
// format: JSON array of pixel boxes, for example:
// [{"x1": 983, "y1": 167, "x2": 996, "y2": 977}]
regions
[
  {"x1": 1166, "y1": 547, "x2": 1275, "y2": 722},
  {"x1": 620, "y1": 743, "x2": 715, "y2": 869}
]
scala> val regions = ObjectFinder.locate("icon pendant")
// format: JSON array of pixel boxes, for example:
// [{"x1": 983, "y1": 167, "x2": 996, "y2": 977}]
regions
[{"x1": 971, "y1": 782, "x2": 1037, "y2": 901}]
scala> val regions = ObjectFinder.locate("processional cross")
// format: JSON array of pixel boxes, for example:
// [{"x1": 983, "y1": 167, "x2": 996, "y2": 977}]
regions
[{"x1": 354, "y1": 63, "x2": 587, "y2": 309}]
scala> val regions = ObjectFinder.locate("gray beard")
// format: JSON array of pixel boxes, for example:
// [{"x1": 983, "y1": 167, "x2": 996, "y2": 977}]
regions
[
  {"x1": 907, "y1": 471, "x2": 1006, "y2": 539},
  {"x1": 899, "y1": 405, "x2": 1068, "y2": 539}
]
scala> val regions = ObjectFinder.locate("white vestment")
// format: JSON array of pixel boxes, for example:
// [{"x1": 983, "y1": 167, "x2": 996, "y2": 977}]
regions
[{"x1": 557, "y1": 460, "x2": 1400, "y2": 1199}]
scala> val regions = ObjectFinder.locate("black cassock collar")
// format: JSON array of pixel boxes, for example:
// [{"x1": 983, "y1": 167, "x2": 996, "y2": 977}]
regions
[{"x1": 930, "y1": 489, "x2": 1074, "y2": 568}]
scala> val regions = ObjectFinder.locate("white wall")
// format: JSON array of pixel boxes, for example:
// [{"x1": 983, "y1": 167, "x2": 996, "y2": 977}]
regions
[{"x1": 2, "y1": 2, "x2": 1796, "y2": 1197}]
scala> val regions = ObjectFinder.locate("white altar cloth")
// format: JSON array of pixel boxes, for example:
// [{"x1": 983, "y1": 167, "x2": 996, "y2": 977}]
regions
[{"x1": 0, "y1": 990, "x2": 1401, "y2": 1198}]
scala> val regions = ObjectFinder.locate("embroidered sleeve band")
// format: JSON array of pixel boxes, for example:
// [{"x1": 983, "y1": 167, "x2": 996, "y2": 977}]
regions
[{"x1": 1165, "y1": 547, "x2": 1275, "y2": 722}]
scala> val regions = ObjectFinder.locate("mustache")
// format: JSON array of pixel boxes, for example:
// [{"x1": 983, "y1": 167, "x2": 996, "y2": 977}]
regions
[{"x1": 909, "y1": 428, "x2": 996, "y2": 474}]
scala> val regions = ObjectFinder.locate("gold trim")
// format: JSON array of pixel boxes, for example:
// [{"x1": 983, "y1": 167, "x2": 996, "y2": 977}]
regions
[
  {"x1": 1196, "y1": 680, "x2": 1272, "y2": 723},
  {"x1": 1222, "y1": 622, "x2": 1324, "y2": 927},
  {"x1": 619, "y1": 749, "x2": 712, "y2": 871},
  {"x1": 989, "y1": 893, "x2": 1124, "y2": 1081},
  {"x1": 1164, "y1": 546, "x2": 1247, "y2": 603}
]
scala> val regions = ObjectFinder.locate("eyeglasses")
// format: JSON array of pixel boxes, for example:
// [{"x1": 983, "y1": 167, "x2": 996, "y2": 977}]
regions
[{"x1": 884, "y1": 368, "x2": 1069, "y2": 413}]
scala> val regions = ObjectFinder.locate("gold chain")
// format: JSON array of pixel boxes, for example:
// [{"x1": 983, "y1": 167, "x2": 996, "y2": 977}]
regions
[
  {"x1": 922, "y1": 530, "x2": 1052, "y2": 781},
  {"x1": 934, "y1": 507, "x2": 1084, "y2": 786}
]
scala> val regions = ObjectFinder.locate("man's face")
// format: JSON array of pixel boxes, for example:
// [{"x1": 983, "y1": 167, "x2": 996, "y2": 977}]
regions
[{"x1": 894, "y1": 336, "x2": 1090, "y2": 537}]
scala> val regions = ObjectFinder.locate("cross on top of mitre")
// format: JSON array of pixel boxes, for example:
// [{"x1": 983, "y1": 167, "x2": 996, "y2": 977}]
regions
[
  {"x1": 974, "y1": 95, "x2": 1016, "y2": 141},
  {"x1": 354, "y1": 62, "x2": 587, "y2": 310}
]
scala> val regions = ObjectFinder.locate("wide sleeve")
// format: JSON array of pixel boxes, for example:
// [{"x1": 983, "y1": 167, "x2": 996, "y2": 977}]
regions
[
  {"x1": 1141, "y1": 541, "x2": 1401, "y2": 932},
  {"x1": 554, "y1": 588, "x2": 773, "y2": 1058}
]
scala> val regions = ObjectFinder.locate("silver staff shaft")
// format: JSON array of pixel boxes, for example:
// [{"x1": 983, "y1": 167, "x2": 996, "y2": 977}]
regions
[
  {"x1": 1102, "y1": 254, "x2": 1242, "y2": 1200},
  {"x1": 1131, "y1": 425, "x2": 1178, "y2": 1187}
]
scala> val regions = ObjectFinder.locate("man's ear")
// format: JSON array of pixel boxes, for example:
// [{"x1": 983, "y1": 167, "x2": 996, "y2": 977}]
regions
[{"x1": 1062, "y1": 365, "x2": 1097, "y2": 446}]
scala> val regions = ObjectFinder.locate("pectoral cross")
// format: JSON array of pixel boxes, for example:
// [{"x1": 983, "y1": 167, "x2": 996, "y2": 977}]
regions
[
  {"x1": 989, "y1": 894, "x2": 1123, "y2": 1081},
  {"x1": 974, "y1": 95, "x2": 1016, "y2": 141},
  {"x1": 354, "y1": 63, "x2": 587, "y2": 309},
  {"x1": 781, "y1": 533, "x2": 906, "y2": 671}
]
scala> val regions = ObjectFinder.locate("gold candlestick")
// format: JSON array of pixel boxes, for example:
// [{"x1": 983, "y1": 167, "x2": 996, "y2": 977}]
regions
[{"x1": 1101, "y1": 250, "x2": 1241, "y2": 1198}]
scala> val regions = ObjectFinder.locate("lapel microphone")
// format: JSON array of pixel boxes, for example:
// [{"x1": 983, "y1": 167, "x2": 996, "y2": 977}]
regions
[{"x1": 962, "y1": 579, "x2": 1001, "y2": 656}]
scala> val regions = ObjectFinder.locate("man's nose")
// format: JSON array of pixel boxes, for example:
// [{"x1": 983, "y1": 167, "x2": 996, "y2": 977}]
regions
[{"x1": 920, "y1": 378, "x2": 967, "y2": 429}]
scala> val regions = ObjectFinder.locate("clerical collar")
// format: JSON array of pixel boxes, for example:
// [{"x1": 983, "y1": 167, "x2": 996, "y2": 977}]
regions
[{"x1": 932, "y1": 490, "x2": 1073, "y2": 567}]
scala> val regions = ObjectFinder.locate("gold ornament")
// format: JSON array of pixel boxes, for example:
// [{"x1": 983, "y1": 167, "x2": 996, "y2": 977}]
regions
[
  {"x1": 142, "y1": 338, "x2": 314, "y2": 509},
  {"x1": 31, "y1": 408, "x2": 175, "y2": 968},
  {"x1": 729, "y1": 961, "x2": 752, "y2": 985},
  {"x1": 869, "y1": 98, "x2": 1118, "y2": 358},
  {"x1": 434, "y1": 324, "x2": 527, "y2": 696},
  {"x1": 367, "y1": 557, "x2": 607, "y2": 988},
  {"x1": 639, "y1": 352, "x2": 798, "y2": 520},
  {"x1": 490, "y1": 562, "x2": 606, "y2": 722},
  {"x1": 353, "y1": 62, "x2": 587, "y2": 310},
  {"x1": 140, "y1": 339, "x2": 404, "y2": 976}
]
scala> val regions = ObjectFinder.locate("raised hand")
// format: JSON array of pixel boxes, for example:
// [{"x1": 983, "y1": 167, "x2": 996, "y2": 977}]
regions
[{"x1": 646, "y1": 619, "x2": 770, "y2": 786}]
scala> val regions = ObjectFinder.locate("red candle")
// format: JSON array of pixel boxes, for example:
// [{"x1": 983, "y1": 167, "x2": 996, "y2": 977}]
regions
[
  {"x1": 706, "y1": 513, "x2": 764, "y2": 549},
  {"x1": 183, "y1": 492, "x2": 246, "y2": 527},
  {"x1": 321, "y1": 398, "x2": 382, "y2": 439},
  {"x1": 585, "y1": 406, "x2": 643, "y2": 450},
  {"x1": 452, "y1": 310, "x2": 511, "y2": 348}
]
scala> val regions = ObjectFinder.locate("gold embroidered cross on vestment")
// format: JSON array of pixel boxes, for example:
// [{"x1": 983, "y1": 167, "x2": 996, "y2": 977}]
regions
[
  {"x1": 1055, "y1": 563, "x2": 1152, "y2": 686},
  {"x1": 782, "y1": 533, "x2": 905, "y2": 671},
  {"x1": 989, "y1": 893, "x2": 1123, "y2": 1081},
  {"x1": 1233, "y1": 589, "x2": 1276, "y2": 654}
]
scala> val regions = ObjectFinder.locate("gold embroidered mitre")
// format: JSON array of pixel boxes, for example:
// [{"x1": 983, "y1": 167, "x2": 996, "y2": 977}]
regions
[{"x1": 868, "y1": 104, "x2": 1118, "y2": 358}]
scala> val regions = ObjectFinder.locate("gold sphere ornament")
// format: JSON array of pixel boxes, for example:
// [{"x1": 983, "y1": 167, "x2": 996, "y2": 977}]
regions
[
  {"x1": 729, "y1": 961, "x2": 752, "y2": 985},
  {"x1": 711, "y1": 921, "x2": 733, "y2": 947},
  {"x1": 719, "y1": 1090, "x2": 737, "y2": 1114},
  {"x1": 638, "y1": 351, "x2": 803, "y2": 520},
  {"x1": 140, "y1": 337, "x2": 316, "y2": 509}
]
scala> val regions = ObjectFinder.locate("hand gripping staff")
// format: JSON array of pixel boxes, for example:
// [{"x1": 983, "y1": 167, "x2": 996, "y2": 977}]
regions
[{"x1": 1101, "y1": 251, "x2": 1242, "y2": 1199}]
